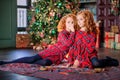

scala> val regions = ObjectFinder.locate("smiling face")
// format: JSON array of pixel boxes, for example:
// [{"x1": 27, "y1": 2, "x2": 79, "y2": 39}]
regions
[
  {"x1": 65, "y1": 17, "x2": 74, "y2": 32},
  {"x1": 76, "y1": 10, "x2": 97, "y2": 33},
  {"x1": 77, "y1": 14, "x2": 85, "y2": 28}
]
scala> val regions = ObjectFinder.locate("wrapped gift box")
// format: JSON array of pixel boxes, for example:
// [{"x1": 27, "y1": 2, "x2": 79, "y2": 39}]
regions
[
  {"x1": 111, "y1": 25, "x2": 119, "y2": 33},
  {"x1": 115, "y1": 43, "x2": 120, "y2": 49},
  {"x1": 16, "y1": 34, "x2": 31, "y2": 48},
  {"x1": 104, "y1": 32, "x2": 115, "y2": 48},
  {"x1": 115, "y1": 34, "x2": 120, "y2": 43},
  {"x1": 110, "y1": 42, "x2": 116, "y2": 49}
]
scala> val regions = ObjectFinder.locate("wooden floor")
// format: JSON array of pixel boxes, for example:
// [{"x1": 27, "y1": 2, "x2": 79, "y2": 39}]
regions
[
  {"x1": 0, "y1": 49, "x2": 48, "y2": 80},
  {"x1": 0, "y1": 48, "x2": 120, "y2": 80}
]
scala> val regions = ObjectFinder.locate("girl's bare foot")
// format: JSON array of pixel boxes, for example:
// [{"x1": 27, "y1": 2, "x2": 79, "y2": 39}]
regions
[
  {"x1": 66, "y1": 63, "x2": 72, "y2": 68},
  {"x1": 73, "y1": 60, "x2": 79, "y2": 68}
]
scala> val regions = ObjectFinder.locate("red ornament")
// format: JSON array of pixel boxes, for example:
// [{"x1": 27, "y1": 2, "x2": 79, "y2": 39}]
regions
[
  {"x1": 39, "y1": 32, "x2": 44, "y2": 38},
  {"x1": 49, "y1": 10, "x2": 55, "y2": 17},
  {"x1": 65, "y1": 4, "x2": 71, "y2": 9}
]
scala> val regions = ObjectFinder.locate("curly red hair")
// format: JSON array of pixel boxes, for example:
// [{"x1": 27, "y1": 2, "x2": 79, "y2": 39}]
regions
[
  {"x1": 57, "y1": 13, "x2": 79, "y2": 32},
  {"x1": 77, "y1": 10, "x2": 98, "y2": 34}
]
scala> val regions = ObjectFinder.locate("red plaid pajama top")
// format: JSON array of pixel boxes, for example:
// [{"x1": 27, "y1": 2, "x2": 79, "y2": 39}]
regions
[
  {"x1": 68, "y1": 30, "x2": 98, "y2": 68},
  {"x1": 38, "y1": 30, "x2": 75, "y2": 64}
]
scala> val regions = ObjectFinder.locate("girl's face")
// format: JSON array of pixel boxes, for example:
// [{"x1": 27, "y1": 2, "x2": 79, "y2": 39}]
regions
[
  {"x1": 77, "y1": 14, "x2": 85, "y2": 28},
  {"x1": 65, "y1": 17, "x2": 74, "y2": 32}
]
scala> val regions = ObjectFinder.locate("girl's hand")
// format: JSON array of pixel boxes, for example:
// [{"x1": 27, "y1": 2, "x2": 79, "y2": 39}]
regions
[{"x1": 69, "y1": 26, "x2": 75, "y2": 32}]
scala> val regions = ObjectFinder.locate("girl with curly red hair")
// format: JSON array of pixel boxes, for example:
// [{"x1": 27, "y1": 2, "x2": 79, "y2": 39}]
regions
[
  {"x1": 0, "y1": 14, "x2": 79, "y2": 66},
  {"x1": 67, "y1": 10, "x2": 100, "y2": 68},
  {"x1": 67, "y1": 10, "x2": 119, "y2": 68}
]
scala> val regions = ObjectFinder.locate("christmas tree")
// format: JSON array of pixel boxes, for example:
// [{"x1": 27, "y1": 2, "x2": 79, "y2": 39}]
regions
[{"x1": 27, "y1": 0, "x2": 80, "y2": 48}]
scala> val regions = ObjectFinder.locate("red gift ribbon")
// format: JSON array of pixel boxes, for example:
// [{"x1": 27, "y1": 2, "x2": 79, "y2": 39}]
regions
[{"x1": 105, "y1": 33, "x2": 115, "y2": 48}]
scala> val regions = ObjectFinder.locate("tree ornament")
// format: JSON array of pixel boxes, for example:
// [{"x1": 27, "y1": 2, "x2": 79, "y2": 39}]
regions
[
  {"x1": 30, "y1": 42, "x2": 34, "y2": 46},
  {"x1": 48, "y1": 44, "x2": 52, "y2": 48},
  {"x1": 51, "y1": 29, "x2": 57, "y2": 35},
  {"x1": 54, "y1": 15, "x2": 59, "y2": 20},
  {"x1": 35, "y1": 8, "x2": 40, "y2": 14},
  {"x1": 39, "y1": 22, "x2": 43, "y2": 26},
  {"x1": 51, "y1": 38, "x2": 57, "y2": 44},
  {"x1": 31, "y1": 8, "x2": 35, "y2": 11},
  {"x1": 39, "y1": 32, "x2": 44, "y2": 38},
  {"x1": 57, "y1": 13, "x2": 62, "y2": 18},
  {"x1": 35, "y1": 22, "x2": 39, "y2": 25},
  {"x1": 36, "y1": 46, "x2": 43, "y2": 51},
  {"x1": 57, "y1": 2, "x2": 62, "y2": 8},
  {"x1": 28, "y1": 16, "x2": 31, "y2": 21},
  {"x1": 33, "y1": 45, "x2": 36, "y2": 50},
  {"x1": 49, "y1": 10, "x2": 55, "y2": 17},
  {"x1": 65, "y1": 4, "x2": 71, "y2": 9},
  {"x1": 31, "y1": 16, "x2": 35, "y2": 23}
]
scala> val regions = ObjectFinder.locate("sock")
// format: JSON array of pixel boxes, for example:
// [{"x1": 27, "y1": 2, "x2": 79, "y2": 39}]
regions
[
  {"x1": 106, "y1": 56, "x2": 119, "y2": 67},
  {"x1": 91, "y1": 57, "x2": 101, "y2": 68},
  {"x1": 0, "y1": 61, "x2": 4, "y2": 65},
  {"x1": 34, "y1": 59, "x2": 53, "y2": 66}
]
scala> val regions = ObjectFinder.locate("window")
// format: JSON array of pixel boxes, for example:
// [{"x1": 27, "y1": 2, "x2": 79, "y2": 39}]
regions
[{"x1": 17, "y1": 0, "x2": 31, "y2": 34}]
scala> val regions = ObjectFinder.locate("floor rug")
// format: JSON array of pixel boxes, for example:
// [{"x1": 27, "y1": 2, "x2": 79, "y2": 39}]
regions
[{"x1": 0, "y1": 63, "x2": 120, "y2": 80}]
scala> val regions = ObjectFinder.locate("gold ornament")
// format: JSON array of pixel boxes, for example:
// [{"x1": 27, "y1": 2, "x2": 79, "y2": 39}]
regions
[
  {"x1": 36, "y1": 46, "x2": 43, "y2": 51},
  {"x1": 65, "y1": 4, "x2": 71, "y2": 9},
  {"x1": 49, "y1": 10, "x2": 55, "y2": 17},
  {"x1": 30, "y1": 42, "x2": 34, "y2": 46}
]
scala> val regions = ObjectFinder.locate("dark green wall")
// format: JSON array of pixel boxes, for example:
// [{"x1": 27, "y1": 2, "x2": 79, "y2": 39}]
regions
[{"x1": 0, "y1": 0, "x2": 17, "y2": 48}]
